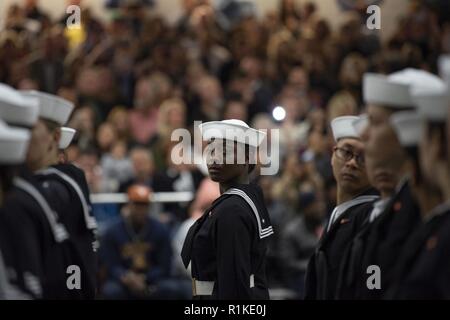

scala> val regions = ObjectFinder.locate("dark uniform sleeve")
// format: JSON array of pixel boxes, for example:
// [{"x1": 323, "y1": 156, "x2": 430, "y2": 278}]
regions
[
  {"x1": 68, "y1": 164, "x2": 93, "y2": 206},
  {"x1": 0, "y1": 202, "x2": 44, "y2": 298},
  {"x1": 436, "y1": 239, "x2": 450, "y2": 298},
  {"x1": 213, "y1": 201, "x2": 253, "y2": 300},
  {"x1": 304, "y1": 254, "x2": 317, "y2": 299}
]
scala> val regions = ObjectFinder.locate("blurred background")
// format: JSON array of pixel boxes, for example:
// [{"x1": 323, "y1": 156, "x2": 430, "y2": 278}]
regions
[{"x1": 0, "y1": 0, "x2": 448, "y2": 299}]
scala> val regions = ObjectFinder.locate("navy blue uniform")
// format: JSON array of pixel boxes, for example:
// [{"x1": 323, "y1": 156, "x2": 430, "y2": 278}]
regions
[
  {"x1": 181, "y1": 183, "x2": 274, "y2": 300},
  {"x1": 0, "y1": 222, "x2": 32, "y2": 299},
  {"x1": 0, "y1": 167, "x2": 83, "y2": 299},
  {"x1": 385, "y1": 203, "x2": 450, "y2": 299},
  {"x1": 305, "y1": 188, "x2": 379, "y2": 300},
  {"x1": 336, "y1": 180, "x2": 422, "y2": 299},
  {"x1": 35, "y1": 163, "x2": 98, "y2": 299}
]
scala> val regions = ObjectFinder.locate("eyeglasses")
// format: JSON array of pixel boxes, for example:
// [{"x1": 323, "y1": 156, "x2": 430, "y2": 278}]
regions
[{"x1": 334, "y1": 147, "x2": 365, "y2": 167}]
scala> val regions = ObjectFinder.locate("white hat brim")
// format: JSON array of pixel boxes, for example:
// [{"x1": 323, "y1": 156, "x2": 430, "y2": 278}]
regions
[
  {"x1": 0, "y1": 120, "x2": 30, "y2": 164},
  {"x1": 199, "y1": 120, "x2": 266, "y2": 147},
  {"x1": 389, "y1": 111, "x2": 423, "y2": 147},
  {"x1": 0, "y1": 84, "x2": 39, "y2": 127},
  {"x1": 363, "y1": 73, "x2": 412, "y2": 108},
  {"x1": 21, "y1": 91, "x2": 74, "y2": 125},
  {"x1": 413, "y1": 92, "x2": 450, "y2": 122},
  {"x1": 59, "y1": 127, "x2": 76, "y2": 149},
  {"x1": 352, "y1": 114, "x2": 368, "y2": 136},
  {"x1": 331, "y1": 116, "x2": 360, "y2": 142}
]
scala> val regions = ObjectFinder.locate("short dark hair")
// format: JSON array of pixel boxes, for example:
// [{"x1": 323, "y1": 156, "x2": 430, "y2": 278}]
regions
[
  {"x1": 0, "y1": 165, "x2": 19, "y2": 195},
  {"x1": 79, "y1": 145, "x2": 100, "y2": 159}
]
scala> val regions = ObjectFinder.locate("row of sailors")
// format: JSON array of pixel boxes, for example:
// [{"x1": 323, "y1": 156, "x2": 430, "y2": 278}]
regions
[
  {"x1": 305, "y1": 55, "x2": 450, "y2": 299},
  {"x1": 0, "y1": 85, "x2": 97, "y2": 299},
  {"x1": 1, "y1": 58, "x2": 449, "y2": 299}
]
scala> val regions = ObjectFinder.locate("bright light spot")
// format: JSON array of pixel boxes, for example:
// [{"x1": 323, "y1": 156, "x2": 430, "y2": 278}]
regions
[{"x1": 272, "y1": 106, "x2": 286, "y2": 121}]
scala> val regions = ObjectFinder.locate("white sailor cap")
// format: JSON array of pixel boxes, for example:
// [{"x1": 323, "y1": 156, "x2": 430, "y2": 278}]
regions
[
  {"x1": 389, "y1": 111, "x2": 423, "y2": 147},
  {"x1": 20, "y1": 90, "x2": 74, "y2": 125},
  {"x1": 0, "y1": 119, "x2": 30, "y2": 164},
  {"x1": 389, "y1": 68, "x2": 446, "y2": 96},
  {"x1": 352, "y1": 114, "x2": 368, "y2": 136},
  {"x1": 363, "y1": 73, "x2": 412, "y2": 108},
  {"x1": 363, "y1": 69, "x2": 446, "y2": 109},
  {"x1": 59, "y1": 127, "x2": 76, "y2": 149},
  {"x1": 394, "y1": 64, "x2": 449, "y2": 122},
  {"x1": 438, "y1": 54, "x2": 450, "y2": 89},
  {"x1": 0, "y1": 83, "x2": 39, "y2": 127},
  {"x1": 199, "y1": 119, "x2": 266, "y2": 148},
  {"x1": 330, "y1": 116, "x2": 360, "y2": 142},
  {"x1": 413, "y1": 91, "x2": 449, "y2": 122}
]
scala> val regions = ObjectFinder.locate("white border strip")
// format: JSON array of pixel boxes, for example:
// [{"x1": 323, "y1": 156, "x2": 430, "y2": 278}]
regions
[
  {"x1": 37, "y1": 168, "x2": 97, "y2": 230},
  {"x1": 13, "y1": 177, "x2": 69, "y2": 242},
  {"x1": 224, "y1": 188, "x2": 274, "y2": 239},
  {"x1": 90, "y1": 191, "x2": 195, "y2": 204}
]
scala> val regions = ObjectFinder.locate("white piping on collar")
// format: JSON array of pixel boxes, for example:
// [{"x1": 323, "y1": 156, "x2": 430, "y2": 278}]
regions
[
  {"x1": 327, "y1": 194, "x2": 379, "y2": 231},
  {"x1": 13, "y1": 177, "x2": 69, "y2": 242},
  {"x1": 36, "y1": 167, "x2": 97, "y2": 230},
  {"x1": 224, "y1": 188, "x2": 274, "y2": 239}
]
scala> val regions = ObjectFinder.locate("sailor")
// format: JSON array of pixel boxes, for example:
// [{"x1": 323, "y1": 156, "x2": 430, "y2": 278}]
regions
[
  {"x1": 0, "y1": 118, "x2": 34, "y2": 299},
  {"x1": 58, "y1": 126, "x2": 76, "y2": 163},
  {"x1": 386, "y1": 57, "x2": 450, "y2": 299},
  {"x1": 337, "y1": 69, "x2": 444, "y2": 299},
  {"x1": 181, "y1": 119, "x2": 274, "y2": 299},
  {"x1": 21, "y1": 90, "x2": 98, "y2": 299},
  {"x1": 0, "y1": 84, "x2": 99, "y2": 298},
  {"x1": 304, "y1": 115, "x2": 379, "y2": 300},
  {"x1": 0, "y1": 83, "x2": 71, "y2": 299}
]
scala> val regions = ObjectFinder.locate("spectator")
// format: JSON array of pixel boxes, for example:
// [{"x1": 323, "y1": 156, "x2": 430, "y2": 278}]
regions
[
  {"x1": 23, "y1": 0, "x2": 49, "y2": 23},
  {"x1": 222, "y1": 96, "x2": 248, "y2": 122},
  {"x1": 326, "y1": 91, "x2": 358, "y2": 124},
  {"x1": 29, "y1": 28, "x2": 66, "y2": 94},
  {"x1": 188, "y1": 74, "x2": 223, "y2": 123},
  {"x1": 106, "y1": 106, "x2": 130, "y2": 142},
  {"x1": 96, "y1": 122, "x2": 117, "y2": 154},
  {"x1": 119, "y1": 147, "x2": 154, "y2": 192},
  {"x1": 152, "y1": 143, "x2": 205, "y2": 221},
  {"x1": 279, "y1": 191, "x2": 325, "y2": 298},
  {"x1": 278, "y1": 93, "x2": 311, "y2": 153},
  {"x1": 152, "y1": 98, "x2": 187, "y2": 171},
  {"x1": 68, "y1": 104, "x2": 97, "y2": 149},
  {"x1": 129, "y1": 73, "x2": 172, "y2": 145},
  {"x1": 338, "y1": 53, "x2": 368, "y2": 105},
  {"x1": 258, "y1": 175, "x2": 290, "y2": 288},
  {"x1": 100, "y1": 140, "x2": 134, "y2": 192},
  {"x1": 100, "y1": 185, "x2": 174, "y2": 299},
  {"x1": 238, "y1": 55, "x2": 274, "y2": 120},
  {"x1": 75, "y1": 147, "x2": 112, "y2": 193}
]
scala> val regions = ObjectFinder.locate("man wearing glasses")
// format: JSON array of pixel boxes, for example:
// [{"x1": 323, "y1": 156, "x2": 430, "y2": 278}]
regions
[
  {"x1": 336, "y1": 69, "x2": 442, "y2": 299},
  {"x1": 305, "y1": 115, "x2": 379, "y2": 300}
]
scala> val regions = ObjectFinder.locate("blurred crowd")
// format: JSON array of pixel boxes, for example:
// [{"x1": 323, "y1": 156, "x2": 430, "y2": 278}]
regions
[{"x1": 1, "y1": 0, "x2": 449, "y2": 299}]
